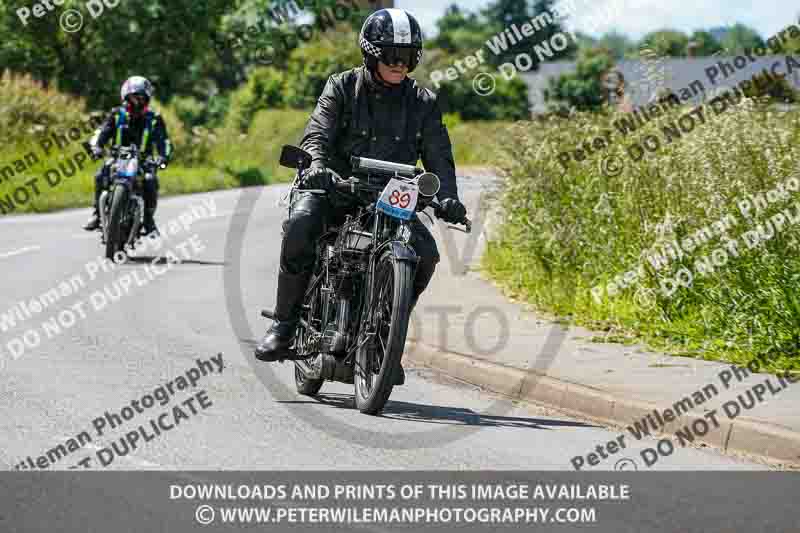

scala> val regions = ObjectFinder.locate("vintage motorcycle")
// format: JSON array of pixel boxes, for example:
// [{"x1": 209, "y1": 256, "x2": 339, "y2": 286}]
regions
[
  {"x1": 262, "y1": 145, "x2": 471, "y2": 415},
  {"x1": 86, "y1": 144, "x2": 166, "y2": 261}
]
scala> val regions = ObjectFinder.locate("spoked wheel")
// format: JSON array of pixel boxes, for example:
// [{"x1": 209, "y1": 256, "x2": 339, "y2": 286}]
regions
[
  {"x1": 294, "y1": 277, "x2": 324, "y2": 397},
  {"x1": 354, "y1": 250, "x2": 414, "y2": 415}
]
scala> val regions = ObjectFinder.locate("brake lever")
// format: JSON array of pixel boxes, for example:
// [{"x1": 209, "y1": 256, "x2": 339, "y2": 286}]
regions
[
  {"x1": 432, "y1": 201, "x2": 472, "y2": 233},
  {"x1": 448, "y1": 220, "x2": 472, "y2": 234}
]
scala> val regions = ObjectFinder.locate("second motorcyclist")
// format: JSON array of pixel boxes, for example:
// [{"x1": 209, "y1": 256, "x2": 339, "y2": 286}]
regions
[{"x1": 83, "y1": 76, "x2": 173, "y2": 236}]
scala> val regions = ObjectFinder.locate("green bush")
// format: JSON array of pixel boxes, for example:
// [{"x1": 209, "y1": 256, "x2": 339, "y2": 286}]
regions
[
  {"x1": 228, "y1": 67, "x2": 288, "y2": 132},
  {"x1": 547, "y1": 47, "x2": 615, "y2": 112},
  {"x1": 412, "y1": 50, "x2": 531, "y2": 121},
  {"x1": 172, "y1": 94, "x2": 231, "y2": 129},
  {"x1": 484, "y1": 99, "x2": 800, "y2": 370},
  {"x1": 284, "y1": 27, "x2": 362, "y2": 109}
]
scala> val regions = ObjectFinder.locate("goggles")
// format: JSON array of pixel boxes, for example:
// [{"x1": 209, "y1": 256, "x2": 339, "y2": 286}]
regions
[{"x1": 379, "y1": 46, "x2": 417, "y2": 67}]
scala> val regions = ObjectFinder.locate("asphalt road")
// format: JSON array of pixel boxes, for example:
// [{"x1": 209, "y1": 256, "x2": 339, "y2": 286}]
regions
[{"x1": 0, "y1": 179, "x2": 767, "y2": 472}]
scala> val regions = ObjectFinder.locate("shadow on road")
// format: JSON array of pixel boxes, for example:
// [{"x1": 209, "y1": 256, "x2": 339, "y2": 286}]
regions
[
  {"x1": 126, "y1": 256, "x2": 226, "y2": 266},
  {"x1": 278, "y1": 393, "x2": 598, "y2": 430}
]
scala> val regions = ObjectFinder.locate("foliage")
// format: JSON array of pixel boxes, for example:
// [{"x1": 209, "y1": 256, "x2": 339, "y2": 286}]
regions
[
  {"x1": 639, "y1": 29, "x2": 690, "y2": 57},
  {"x1": 484, "y1": 100, "x2": 800, "y2": 370},
  {"x1": 229, "y1": 67, "x2": 288, "y2": 131},
  {"x1": 595, "y1": 31, "x2": 635, "y2": 59},
  {"x1": 546, "y1": 47, "x2": 615, "y2": 112},
  {"x1": 688, "y1": 30, "x2": 723, "y2": 56},
  {"x1": 283, "y1": 26, "x2": 363, "y2": 109},
  {"x1": 172, "y1": 94, "x2": 231, "y2": 130},
  {"x1": 0, "y1": 0, "x2": 234, "y2": 109},
  {"x1": 430, "y1": 4, "x2": 493, "y2": 54},
  {"x1": 720, "y1": 23, "x2": 765, "y2": 53},
  {"x1": 483, "y1": 0, "x2": 574, "y2": 66},
  {"x1": 412, "y1": 49, "x2": 532, "y2": 121}
]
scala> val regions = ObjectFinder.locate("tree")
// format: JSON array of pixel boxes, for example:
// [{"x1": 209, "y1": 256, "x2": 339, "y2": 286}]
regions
[
  {"x1": 638, "y1": 29, "x2": 690, "y2": 57},
  {"x1": 0, "y1": 0, "x2": 235, "y2": 109},
  {"x1": 430, "y1": 4, "x2": 492, "y2": 54},
  {"x1": 596, "y1": 31, "x2": 635, "y2": 59},
  {"x1": 720, "y1": 24, "x2": 764, "y2": 53},
  {"x1": 481, "y1": 0, "x2": 574, "y2": 67},
  {"x1": 687, "y1": 30, "x2": 723, "y2": 56},
  {"x1": 547, "y1": 47, "x2": 615, "y2": 112}
]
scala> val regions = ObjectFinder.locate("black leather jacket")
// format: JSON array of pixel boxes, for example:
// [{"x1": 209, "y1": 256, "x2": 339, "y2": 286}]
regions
[
  {"x1": 92, "y1": 106, "x2": 173, "y2": 160},
  {"x1": 300, "y1": 66, "x2": 459, "y2": 202}
]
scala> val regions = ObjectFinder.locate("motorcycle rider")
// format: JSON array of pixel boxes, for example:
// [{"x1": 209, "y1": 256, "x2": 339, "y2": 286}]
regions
[
  {"x1": 83, "y1": 76, "x2": 173, "y2": 235},
  {"x1": 255, "y1": 8, "x2": 468, "y2": 386}
]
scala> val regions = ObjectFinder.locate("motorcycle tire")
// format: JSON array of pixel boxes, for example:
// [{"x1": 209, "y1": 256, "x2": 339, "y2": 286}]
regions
[
  {"x1": 105, "y1": 185, "x2": 129, "y2": 262},
  {"x1": 294, "y1": 277, "x2": 324, "y2": 396},
  {"x1": 354, "y1": 249, "x2": 414, "y2": 415}
]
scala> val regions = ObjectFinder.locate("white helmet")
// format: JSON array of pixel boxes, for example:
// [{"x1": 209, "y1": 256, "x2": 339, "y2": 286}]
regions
[{"x1": 120, "y1": 76, "x2": 153, "y2": 104}]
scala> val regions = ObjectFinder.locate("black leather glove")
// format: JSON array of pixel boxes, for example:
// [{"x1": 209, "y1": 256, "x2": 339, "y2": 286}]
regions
[
  {"x1": 437, "y1": 198, "x2": 467, "y2": 224},
  {"x1": 301, "y1": 166, "x2": 338, "y2": 190}
]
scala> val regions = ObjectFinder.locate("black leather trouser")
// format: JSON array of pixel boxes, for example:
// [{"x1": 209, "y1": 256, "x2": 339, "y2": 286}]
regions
[{"x1": 278, "y1": 193, "x2": 440, "y2": 312}]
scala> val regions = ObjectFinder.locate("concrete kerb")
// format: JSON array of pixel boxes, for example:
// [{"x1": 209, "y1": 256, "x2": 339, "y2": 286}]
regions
[{"x1": 406, "y1": 338, "x2": 800, "y2": 466}]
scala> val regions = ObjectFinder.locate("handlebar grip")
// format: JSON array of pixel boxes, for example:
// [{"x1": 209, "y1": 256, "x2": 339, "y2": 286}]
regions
[{"x1": 333, "y1": 178, "x2": 355, "y2": 194}]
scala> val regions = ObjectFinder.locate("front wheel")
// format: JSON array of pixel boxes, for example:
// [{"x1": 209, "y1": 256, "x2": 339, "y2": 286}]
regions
[
  {"x1": 105, "y1": 185, "x2": 128, "y2": 261},
  {"x1": 354, "y1": 249, "x2": 414, "y2": 415},
  {"x1": 294, "y1": 275, "x2": 325, "y2": 396}
]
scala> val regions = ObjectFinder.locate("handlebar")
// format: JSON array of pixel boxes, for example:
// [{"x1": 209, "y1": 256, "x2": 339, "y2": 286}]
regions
[
  {"x1": 82, "y1": 142, "x2": 167, "y2": 169},
  {"x1": 323, "y1": 177, "x2": 471, "y2": 233},
  {"x1": 350, "y1": 156, "x2": 423, "y2": 178},
  {"x1": 431, "y1": 198, "x2": 472, "y2": 233}
]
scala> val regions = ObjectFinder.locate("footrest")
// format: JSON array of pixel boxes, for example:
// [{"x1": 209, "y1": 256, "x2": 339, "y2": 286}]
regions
[{"x1": 261, "y1": 309, "x2": 275, "y2": 320}]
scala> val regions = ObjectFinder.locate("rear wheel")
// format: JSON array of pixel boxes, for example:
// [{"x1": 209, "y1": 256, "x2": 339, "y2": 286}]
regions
[
  {"x1": 105, "y1": 185, "x2": 128, "y2": 261},
  {"x1": 354, "y1": 250, "x2": 414, "y2": 415}
]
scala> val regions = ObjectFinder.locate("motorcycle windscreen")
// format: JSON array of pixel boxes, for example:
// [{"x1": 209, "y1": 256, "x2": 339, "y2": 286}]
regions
[{"x1": 117, "y1": 158, "x2": 139, "y2": 178}]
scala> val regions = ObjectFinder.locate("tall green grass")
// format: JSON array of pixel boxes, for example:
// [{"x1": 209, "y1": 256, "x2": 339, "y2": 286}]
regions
[{"x1": 484, "y1": 99, "x2": 800, "y2": 370}]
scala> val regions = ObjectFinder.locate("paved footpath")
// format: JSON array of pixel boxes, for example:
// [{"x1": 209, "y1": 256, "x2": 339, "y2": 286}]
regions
[{"x1": 406, "y1": 168, "x2": 800, "y2": 469}]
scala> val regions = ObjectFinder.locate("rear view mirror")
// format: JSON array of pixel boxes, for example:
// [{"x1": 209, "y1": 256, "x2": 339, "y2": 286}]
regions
[
  {"x1": 417, "y1": 172, "x2": 440, "y2": 197},
  {"x1": 279, "y1": 145, "x2": 312, "y2": 170}
]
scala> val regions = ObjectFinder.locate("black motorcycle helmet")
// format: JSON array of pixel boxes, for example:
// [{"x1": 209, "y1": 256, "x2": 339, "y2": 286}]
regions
[{"x1": 359, "y1": 8, "x2": 424, "y2": 73}]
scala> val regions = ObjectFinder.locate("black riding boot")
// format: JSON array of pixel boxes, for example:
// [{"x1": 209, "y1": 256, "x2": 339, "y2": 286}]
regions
[
  {"x1": 83, "y1": 188, "x2": 102, "y2": 231},
  {"x1": 143, "y1": 208, "x2": 159, "y2": 236},
  {"x1": 255, "y1": 270, "x2": 310, "y2": 362}
]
